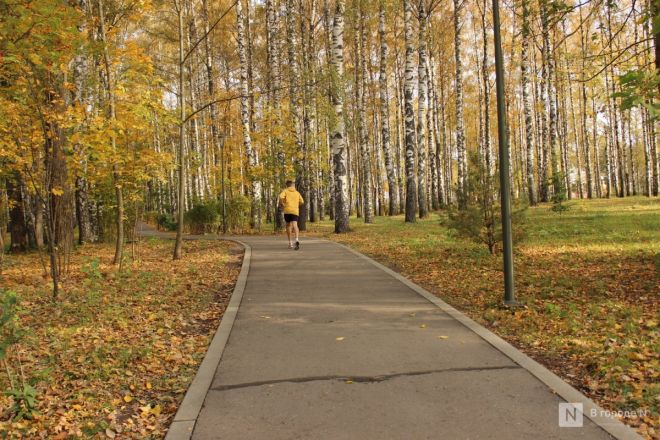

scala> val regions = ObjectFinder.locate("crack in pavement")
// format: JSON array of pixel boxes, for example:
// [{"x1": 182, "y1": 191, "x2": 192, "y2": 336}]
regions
[{"x1": 210, "y1": 365, "x2": 522, "y2": 392}]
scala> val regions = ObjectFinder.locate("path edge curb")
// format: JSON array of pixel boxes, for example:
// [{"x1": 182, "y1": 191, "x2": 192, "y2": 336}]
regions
[
  {"x1": 333, "y1": 241, "x2": 642, "y2": 440},
  {"x1": 165, "y1": 239, "x2": 252, "y2": 440}
]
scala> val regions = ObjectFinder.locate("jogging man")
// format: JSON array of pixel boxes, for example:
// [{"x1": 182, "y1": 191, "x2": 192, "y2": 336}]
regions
[{"x1": 279, "y1": 180, "x2": 304, "y2": 250}]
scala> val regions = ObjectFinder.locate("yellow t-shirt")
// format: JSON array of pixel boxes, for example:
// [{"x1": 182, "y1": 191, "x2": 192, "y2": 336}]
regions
[{"x1": 279, "y1": 188, "x2": 304, "y2": 215}]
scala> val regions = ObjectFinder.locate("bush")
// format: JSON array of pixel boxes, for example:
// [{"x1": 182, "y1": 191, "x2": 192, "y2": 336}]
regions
[
  {"x1": 185, "y1": 202, "x2": 219, "y2": 234},
  {"x1": 549, "y1": 172, "x2": 571, "y2": 214},
  {"x1": 224, "y1": 195, "x2": 251, "y2": 233},
  {"x1": 156, "y1": 213, "x2": 177, "y2": 231},
  {"x1": 443, "y1": 152, "x2": 527, "y2": 254}
]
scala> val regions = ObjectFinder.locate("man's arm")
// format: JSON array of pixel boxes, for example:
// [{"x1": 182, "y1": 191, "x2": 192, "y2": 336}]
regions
[{"x1": 299, "y1": 192, "x2": 304, "y2": 205}]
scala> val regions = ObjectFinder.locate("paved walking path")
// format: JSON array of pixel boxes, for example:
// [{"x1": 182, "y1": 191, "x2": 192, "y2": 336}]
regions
[{"x1": 152, "y1": 232, "x2": 639, "y2": 440}]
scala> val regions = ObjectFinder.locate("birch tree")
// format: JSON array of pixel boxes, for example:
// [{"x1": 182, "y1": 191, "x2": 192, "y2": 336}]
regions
[
  {"x1": 454, "y1": 0, "x2": 467, "y2": 208},
  {"x1": 417, "y1": 0, "x2": 429, "y2": 218},
  {"x1": 357, "y1": 0, "x2": 373, "y2": 223},
  {"x1": 379, "y1": 0, "x2": 399, "y2": 215},
  {"x1": 404, "y1": 0, "x2": 418, "y2": 222},
  {"x1": 521, "y1": 0, "x2": 536, "y2": 204},
  {"x1": 330, "y1": 0, "x2": 349, "y2": 232},
  {"x1": 237, "y1": 0, "x2": 261, "y2": 229}
]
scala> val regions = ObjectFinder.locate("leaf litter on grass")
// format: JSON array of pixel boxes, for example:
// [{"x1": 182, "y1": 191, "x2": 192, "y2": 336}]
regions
[{"x1": 0, "y1": 239, "x2": 242, "y2": 438}]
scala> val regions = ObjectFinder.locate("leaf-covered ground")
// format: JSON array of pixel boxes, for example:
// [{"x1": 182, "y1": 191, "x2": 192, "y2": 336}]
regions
[
  {"x1": 0, "y1": 238, "x2": 242, "y2": 438},
  {"x1": 309, "y1": 197, "x2": 659, "y2": 439}
]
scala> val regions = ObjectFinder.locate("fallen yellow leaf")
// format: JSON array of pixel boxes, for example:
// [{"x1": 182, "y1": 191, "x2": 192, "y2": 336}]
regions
[
  {"x1": 123, "y1": 395, "x2": 133, "y2": 403},
  {"x1": 336, "y1": 337, "x2": 344, "y2": 341},
  {"x1": 437, "y1": 335, "x2": 449, "y2": 339}
]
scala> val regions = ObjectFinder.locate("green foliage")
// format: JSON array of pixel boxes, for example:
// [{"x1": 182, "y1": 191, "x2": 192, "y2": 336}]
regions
[
  {"x1": 444, "y1": 203, "x2": 527, "y2": 255},
  {"x1": 80, "y1": 257, "x2": 103, "y2": 315},
  {"x1": 185, "y1": 201, "x2": 220, "y2": 234},
  {"x1": 443, "y1": 152, "x2": 527, "y2": 254},
  {"x1": 156, "y1": 213, "x2": 178, "y2": 231},
  {"x1": 614, "y1": 70, "x2": 660, "y2": 120},
  {"x1": 223, "y1": 195, "x2": 252, "y2": 232},
  {"x1": 550, "y1": 172, "x2": 570, "y2": 214},
  {"x1": 4, "y1": 384, "x2": 38, "y2": 421},
  {"x1": 0, "y1": 289, "x2": 21, "y2": 361},
  {"x1": 551, "y1": 199, "x2": 572, "y2": 214}
]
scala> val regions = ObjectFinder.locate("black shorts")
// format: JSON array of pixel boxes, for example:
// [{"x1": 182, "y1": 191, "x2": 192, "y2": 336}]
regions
[{"x1": 284, "y1": 214, "x2": 299, "y2": 223}]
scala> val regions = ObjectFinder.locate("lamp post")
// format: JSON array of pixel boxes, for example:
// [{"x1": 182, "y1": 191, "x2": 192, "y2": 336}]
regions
[{"x1": 492, "y1": 0, "x2": 516, "y2": 305}]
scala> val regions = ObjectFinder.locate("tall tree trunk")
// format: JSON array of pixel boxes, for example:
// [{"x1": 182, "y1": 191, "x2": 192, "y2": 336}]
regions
[
  {"x1": 541, "y1": 1, "x2": 561, "y2": 199},
  {"x1": 454, "y1": 0, "x2": 467, "y2": 208},
  {"x1": 394, "y1": 47, "x2": 406, "y2": 213},
  {"x1": 98, "y1": 0, "x2": 124, "y2": 264},
  {"x1": 521, "y1": 0, "x2": 536, "y2": 204},
  {"x1": 480, "y1": 0, "x2": 493, "y2": 184},
  {"x1": 404, "y1": 0, "x2": 417, "y2": 222},
  {"x1": 538, "y1": 4, "x2": 549, "y2": 202},
  {"x1": 416, "y1": 0, "x2": 429, "y2": 218},
  {"x1": 626, "y1": 115, "x2": 637, "y2": 195},
  {"x1": 643, "y1": 109, "x2": 653, "y2": 196},
  {"x1": 71, "y1": 4, "x2": 95, "y2": 245},
  {"x1": 75, "y1": 176, "x2": 94, "y2": 244},
  {"x1": 379, "y1": 1, "x2": 399, "y2": 215},
  {"x1": 591, "y1": 85, "x2": 604, "y2": 198},
  {"x1": 567, "y1": 73, "x2": 583, "y2": 199},
  {"x1": 301, "y1": 0, "x2": 315, "y2": 225},
  {"x1": 603, "y1": 6, "x2": 624, "y2": 197},
  {"x1": 330, "y1": 0, "x2": 349, "y2": 232},
  {"x1": 357, "y1": 0, "x2": 373, "y2": 223},
  {"x1": 430, "y1": 55, "x2": 446, "y2": 207},
  {"x1": 173, "y1": 1, "x2": 186, "y2": 258},
  {"x1": 578, "y1": 5, "x2": 593, "y2": 198},
  {"x1": 237, "y1": 0, "x2": 261, "y2": 229},
  {"x1": 438, "y1": 70, "x2": 450, "y2": 205},
  {"x1": 426, "y1": 55, "x2": 439, "y2": 211},
  {"x1": 287, "y1": 0, "x2": 306, "y2": 229},
  {"x1": 267, "y1": 0, "x2": 285, "y2": 230},
  {"x1": 7, "y1": 176, "x2": 28, "y2": 252}
]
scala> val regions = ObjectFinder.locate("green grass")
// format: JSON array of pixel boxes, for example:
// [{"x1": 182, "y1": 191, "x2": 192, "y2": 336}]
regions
[
  {"x1": 310, "y1": 196, "x2": 659, "y2": 250},
  {"x1": 524, "y1": 197, "x2": 659, "y2": 249}
]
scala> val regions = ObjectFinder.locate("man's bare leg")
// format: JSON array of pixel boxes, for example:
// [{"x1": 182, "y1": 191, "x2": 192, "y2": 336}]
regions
[
  {"x1": 292, "y1": 221, "x2": 300, "y2": 249},
  {"x1": 286, "y1": 223, "x2": 293, "y2": 248}
]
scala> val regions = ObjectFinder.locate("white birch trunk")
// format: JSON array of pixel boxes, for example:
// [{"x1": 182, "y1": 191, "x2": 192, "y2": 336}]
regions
[
  {"x1": 403, "y1": 0, "x2": 417, "y2": 222},
  {"x1": 453, "y1": 0, "x2": 467, "y2": 207},
  {"x1": 379, "y1": 1, "x2": 399, "y2": 215},
  {"x1": 330, "y1": 0, "x2": 349, "y2": 232},
  {"x1": 237, "y1": 0, "x2": 261, "y2": 228},
  {"x1": 416, "y1": 0, "x2": 429, "y2": 218}
]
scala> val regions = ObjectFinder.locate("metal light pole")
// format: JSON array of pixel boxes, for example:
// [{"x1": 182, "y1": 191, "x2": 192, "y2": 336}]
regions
[{"x1": 492, "y1": 0, "x2": 516, "y2": 305}]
